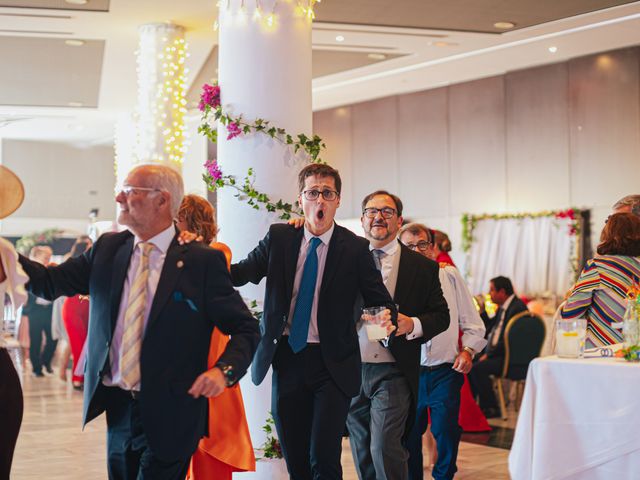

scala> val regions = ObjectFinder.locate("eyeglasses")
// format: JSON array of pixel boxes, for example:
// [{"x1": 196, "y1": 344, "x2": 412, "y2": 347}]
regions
[
  {"x1": 363, "y1": 207, "x2": 397, "y2": 219},
  {"x1": 120, "y1": 185, "x2": 162, "y2": 196},
  {"x1": 403, "y1": 241, "x2": 432, "y2": 252},
  {"x1": 302, "y1": 189, "x2": 339, "y2": 201}
]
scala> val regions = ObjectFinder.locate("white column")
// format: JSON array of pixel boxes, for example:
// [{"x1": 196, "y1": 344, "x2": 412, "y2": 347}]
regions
[{"x1": 216, "y1": 0, "x2": 312, "y2": 452}]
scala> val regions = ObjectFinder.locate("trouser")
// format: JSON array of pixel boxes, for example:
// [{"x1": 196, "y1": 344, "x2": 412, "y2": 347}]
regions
[
  {"x1": 28, "y1": 315, "x2": 57, "y2": 374},
  {"x1": 467, "y1": 357, "x2": 503, "y2": 410},
  {"x1": 0, "y1": 348, "x2": 23, "y2": 480},
  {"x1": 272, "y1": 341, "x2": 351, "y2": 480}
]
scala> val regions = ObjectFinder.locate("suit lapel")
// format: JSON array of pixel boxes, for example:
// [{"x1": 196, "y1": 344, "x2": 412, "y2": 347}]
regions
[
  {"x1": 109, "y1": 234, "x2": 135, "y2": 334},
  {"x1": 284, "y1": 227, "x2": 305, "y2": 304},
  {"x1": 320, "y1": 225, "x2": 344, "y2": 295},
  {"x1": 393, "y1": 244, "x2": 417, "y2": 309},
  {"x1": 146, "y1": 235, "x2": 186, "y2": 331}
]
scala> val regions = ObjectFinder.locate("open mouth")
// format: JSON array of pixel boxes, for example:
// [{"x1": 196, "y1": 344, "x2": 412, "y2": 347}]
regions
[{"x1": 317, "y1": 210, "x2": 325, "y2": 220}]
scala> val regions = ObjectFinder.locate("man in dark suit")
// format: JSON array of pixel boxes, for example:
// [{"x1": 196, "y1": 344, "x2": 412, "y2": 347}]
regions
[
  {"x1": 230, "y1": 164, "x2": 397, "y2": 480},
  {"x1": 346, "y1": 191, "x2": 449, "y2": 480},
  {"x1": 5, "y1": 164, "x2": 260, "y2": 480},
  {"x1": 468, "y1": 276, "x2": 527, "y2": 418}
]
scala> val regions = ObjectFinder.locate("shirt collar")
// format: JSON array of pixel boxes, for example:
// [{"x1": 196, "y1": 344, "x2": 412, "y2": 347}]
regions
[
  {"x1": 369, "y1": 238, "x2": 399, "y2": 256},
  {"x1": 304, "y1": 222, "x2": 335, "y2": 246},
  {"x1": 501, "y1": 294, "x2": 515, "y2": 312},
  {"x1": 133, "y1": 224, "x2": 175, "y2": 254}
]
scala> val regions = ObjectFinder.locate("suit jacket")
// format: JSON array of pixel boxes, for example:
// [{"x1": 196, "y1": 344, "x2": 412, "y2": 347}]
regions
[
  {"x1": 482, "y1": 296, "x2": 528, "y2": 359},
  {"x1": 386, "y1": 244, "x2": 449, "y2": 413},
  {"x1": 230, "y1": 223, "x2": 396, "y2": 398},
  {"x1": 19, "y1": 229, "x2": 260, "y2": 462}
]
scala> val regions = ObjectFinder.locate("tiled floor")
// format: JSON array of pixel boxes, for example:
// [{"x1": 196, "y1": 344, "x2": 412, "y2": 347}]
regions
[{"x1": 10, "y1": 350, "x2": 512, "y2": 479}]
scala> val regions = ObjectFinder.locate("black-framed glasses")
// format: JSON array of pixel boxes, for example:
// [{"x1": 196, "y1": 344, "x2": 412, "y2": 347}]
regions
[
  {"x1": 120, "y1": 185, "x2": 162, "y2": 196},
  {"x1": 403, "y1": 241, "x2": 432, "y2": 252},
  {"x1": 302, "y1": 189, "x2": 339, "y2": 201},
  {"x1": 363, "y1": 207, "x2": 397, "y2": 219}
]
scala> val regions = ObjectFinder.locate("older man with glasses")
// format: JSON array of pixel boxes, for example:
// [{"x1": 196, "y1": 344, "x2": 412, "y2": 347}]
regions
[{"x1": 346, "y1": 191, "x2": 449, "y2": 480}]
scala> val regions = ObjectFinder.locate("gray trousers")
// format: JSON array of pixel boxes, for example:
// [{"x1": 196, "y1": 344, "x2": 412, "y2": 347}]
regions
[{"x1": 346, "y1": 363, "x2": 412, "y2": 480}]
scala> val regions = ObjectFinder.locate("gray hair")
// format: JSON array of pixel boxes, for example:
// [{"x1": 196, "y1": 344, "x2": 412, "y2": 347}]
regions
[
  {"x1": 131, "y1": 163, "x2": 184, "y2": 218},
  {"x1": 612, "y1": 195, "x2": 640, "y2": 217},
  {"x1": 398, "y1": 222, "x2": 434, "y2": 243}
]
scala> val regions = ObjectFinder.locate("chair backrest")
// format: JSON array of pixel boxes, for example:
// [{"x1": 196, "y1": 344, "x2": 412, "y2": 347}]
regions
[{"x1": 502, "y1": 311, "x2": 546, "y2": 380}]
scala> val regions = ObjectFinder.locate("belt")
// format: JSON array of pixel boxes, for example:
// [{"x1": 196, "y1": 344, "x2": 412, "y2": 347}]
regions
[{"x1": 422, "y1": 363, "x2": 453, "y2": 372}]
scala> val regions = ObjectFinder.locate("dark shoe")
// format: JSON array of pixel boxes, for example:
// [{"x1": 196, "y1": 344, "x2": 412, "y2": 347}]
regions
[
  {"x1": 33, "y1": 371, "x2": 45, "y2": 378},
  {"x1": 482, "y1": 407, "x2": 501, "y2": 419},
  {"x1": 72, "y1": 382, "x2": 84, "y2": 391},
  {"x1": 45, "y1": 365, "x2": 54, "y2": 374}
]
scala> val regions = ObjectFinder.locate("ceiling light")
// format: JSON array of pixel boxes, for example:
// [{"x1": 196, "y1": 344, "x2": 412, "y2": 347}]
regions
[
  {"x1": 494, "y1": 21, "x2": 515, "y2": 29},
  {"x1": 65, "y1": 39, "x2": 85, "y2": 47},
  {"x1": 65, "y1": 0, "x2": 88, "y2": 4},
  {"x1": 548, "y1": 46, "x2": 558, "y2": 53},
  {"x1": 434, "y1": 41, "x2": 458, "y2": 47},
  {"x1": 68, "y1": 101, "x2": 84, "y2": 107},
  {"x1": 367, "y1": 53, "x2": 386, "y2": 60},
  {"x1": 335, "y1": 35, "x2": 345, "y2": 42}
]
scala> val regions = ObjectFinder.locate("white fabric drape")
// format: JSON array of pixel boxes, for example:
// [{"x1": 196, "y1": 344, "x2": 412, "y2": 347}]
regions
[{"x1": 467, "y1": 215, "x2": 575, "y2": 296}]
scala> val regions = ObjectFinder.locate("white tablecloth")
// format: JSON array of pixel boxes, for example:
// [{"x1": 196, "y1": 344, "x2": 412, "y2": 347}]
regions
[{"x1": 509, "y1": 356, "x2": 640, "y2": 480}]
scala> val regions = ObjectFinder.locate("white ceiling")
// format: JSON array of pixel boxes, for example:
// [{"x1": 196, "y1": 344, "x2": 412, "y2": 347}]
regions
[{"x1": 0, "y1": 0, "x2": 639, "y2": 146}]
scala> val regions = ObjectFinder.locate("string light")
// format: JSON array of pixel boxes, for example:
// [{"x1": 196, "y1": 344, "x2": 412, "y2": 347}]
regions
[{"x1": 214, "y1": 0, "x2": 317, "y2": 30}]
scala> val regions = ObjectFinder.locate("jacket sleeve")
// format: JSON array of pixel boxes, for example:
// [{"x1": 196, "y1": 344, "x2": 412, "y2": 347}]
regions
[
  {"x1": 414, "y1": 262, "x2": 450, "y2": 342},
  {"x1": 230, "y1": 229, "x2": 271, "y2": 287}
]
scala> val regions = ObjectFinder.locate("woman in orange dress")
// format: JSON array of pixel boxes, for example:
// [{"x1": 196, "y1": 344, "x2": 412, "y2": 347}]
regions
[{"x1": 176, "y1": 194, "x2": 255, "y2": 480}]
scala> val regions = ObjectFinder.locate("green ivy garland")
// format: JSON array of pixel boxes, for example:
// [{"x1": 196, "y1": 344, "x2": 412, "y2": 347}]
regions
[{"x1": 15, "y1": 228, "x2": 63, "y2": 255}]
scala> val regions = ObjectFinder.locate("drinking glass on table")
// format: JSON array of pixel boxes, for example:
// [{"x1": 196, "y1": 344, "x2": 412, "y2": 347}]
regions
[
  {"x1": 555, "y1": 319, "x2": 587, "y2": 358},
  {"x1": 362, "y1": 306, "x2": 392, "y2": 346}
]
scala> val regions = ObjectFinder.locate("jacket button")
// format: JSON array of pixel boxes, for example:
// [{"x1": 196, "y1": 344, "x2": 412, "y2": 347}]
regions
[{"x1": 273, "y1": 338, "x2": 278, "y2": 344}]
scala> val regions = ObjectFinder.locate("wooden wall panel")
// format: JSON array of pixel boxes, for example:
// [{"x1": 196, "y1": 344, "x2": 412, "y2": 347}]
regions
[
  {"x1": 568, "y1": 47, "x2": 640, "y2": 207},
  {"x1": 396, "y1": 87, "x2": 450, "y2": 219},
  {"x1": 505, "y1": 63, "x2": 571, "y2": 211},
  {"x1": 314, "y1": 106, "x2": 354, "y2": 217},
  {"x1": 449, "y1": 76, "x2": 506, "y2": 215},
  {"x1": 350, "y1": 96, "x2": 398, "y2": 216}
]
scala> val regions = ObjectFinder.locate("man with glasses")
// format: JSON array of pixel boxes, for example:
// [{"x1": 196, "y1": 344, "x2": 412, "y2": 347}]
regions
[
  {"x1": 612, "y1": 194, "x2": 640, "y2": 217},
  {"x1": 347, "y1": 191, "x2": 449, "y2": 480},
  {"x1": 399, "y1": 223, "x2": 486, "y2": 480},
  {"x1": 230, "y1": 164, "x2": 397, "y2": 480},
  {"x1": 2, "y1": 164, "x2": 260, "y2": 480}
]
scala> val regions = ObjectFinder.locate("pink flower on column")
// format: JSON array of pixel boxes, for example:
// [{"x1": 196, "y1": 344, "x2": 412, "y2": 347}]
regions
[
  {"x1": 199, "y1": 83, "x2": 221, "y2": 112},
  {"x1": 226, "y1": 122, "x2": 242, "y2": 140},
  {"x1": 204, "y1": 159, "x2": 223, "y2": 181}
]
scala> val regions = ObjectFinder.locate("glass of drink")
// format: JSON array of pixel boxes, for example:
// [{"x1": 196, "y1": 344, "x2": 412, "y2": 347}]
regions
[
  {"x1": 555, "y1": 319, "x2": 587, "y2": 358},
  {"x1": 362, "y1": 306, "x2": 389, "y2": 343}
]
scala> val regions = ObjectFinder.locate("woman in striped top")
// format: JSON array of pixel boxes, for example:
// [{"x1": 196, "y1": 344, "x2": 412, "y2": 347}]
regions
[{"x1": 562, "y1": 213, "x2": 640, "y2": 348}]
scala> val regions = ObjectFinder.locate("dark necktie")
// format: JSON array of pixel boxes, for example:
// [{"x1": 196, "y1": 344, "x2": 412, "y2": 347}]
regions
[
  {"x1": 372, "y1": 249, "x2": 385, "y2": 271},
  {"x1": 489, "y1": 307, "x2": 505, "y2": 348},
  {"x1": 289, "y1": 237, "x2": 322, "y2": 353}
]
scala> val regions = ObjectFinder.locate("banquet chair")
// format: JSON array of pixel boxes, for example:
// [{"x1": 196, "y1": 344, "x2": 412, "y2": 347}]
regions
[{"x1": 493, "y1": 311, "x2": 546, "y2": 420}]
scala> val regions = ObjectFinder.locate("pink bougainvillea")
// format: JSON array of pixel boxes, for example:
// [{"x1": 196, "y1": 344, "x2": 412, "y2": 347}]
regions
[
  {"x1": 226, "y1": 122, "x2": 242, "y2": 140},
  {"x1": 204, "y1": 159, "x2": 223, "y2": 181},
  {"x1": 199, "y1": 83, "x2": 221, "y2": 112}
]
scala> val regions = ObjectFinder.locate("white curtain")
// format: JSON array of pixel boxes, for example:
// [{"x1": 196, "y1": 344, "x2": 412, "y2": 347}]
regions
[{"x1": 467, "y1": 215, "x2": 575, "y2": 297}]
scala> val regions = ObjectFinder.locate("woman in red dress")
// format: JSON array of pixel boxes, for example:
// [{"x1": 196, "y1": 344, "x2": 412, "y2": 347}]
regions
[{"x1": 177, "y1": 194, "x2": 255, "y2": 480}]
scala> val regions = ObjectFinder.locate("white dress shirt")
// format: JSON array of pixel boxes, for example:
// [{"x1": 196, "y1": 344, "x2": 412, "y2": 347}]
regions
[
  {"x1": 422, "y1": 266, "x2": 487, "y2": 367},
  {"x1": 103, "y1": 224, "x2": 175, "y2": 390},
  {"x1": 285, "y1": 223, "x2": 334, "y2": 344}
]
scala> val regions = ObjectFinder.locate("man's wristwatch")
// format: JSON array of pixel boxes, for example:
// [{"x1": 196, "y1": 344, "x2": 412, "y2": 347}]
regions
[
  {"x1": 462, "y1": 346, "x2": 476, "y2": 358},
  {"x1": 215, "y1": 362, "x2": 237, "y2": 387}
]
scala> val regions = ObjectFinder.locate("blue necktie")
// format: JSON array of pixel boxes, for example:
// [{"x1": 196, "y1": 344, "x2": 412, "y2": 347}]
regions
[{"x1": 289, "y1": 237, "x2": 322, "y2": 353}]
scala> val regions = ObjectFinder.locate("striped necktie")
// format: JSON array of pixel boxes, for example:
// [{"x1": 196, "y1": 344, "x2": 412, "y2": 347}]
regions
[
  {"x1": 120, "y1": 242, "x2": 154, "y2": 390},
  {"x1": 372, "y1": 249, "x2": 385, "y2": 271},
  {"x1": 289, "y1": 237, "x2": 322, "y2": 353}
]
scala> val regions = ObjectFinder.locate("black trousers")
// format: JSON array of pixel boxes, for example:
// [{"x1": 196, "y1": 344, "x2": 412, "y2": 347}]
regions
[
  {"x1": 272, "y1": 341, "x2": 352, "y2": 480},
  {"x1": 104, "y1": 387, "x2": 191, "y2": 480},
  {"x1": 467, "y1": 357, "x2": 503, "y2": 410},
  {"x1": 28, "y1": 315, "x2": 57, "y2": 374},
  {"x1": 0, "y1": 348, "x2": 23, "y2": 480}
]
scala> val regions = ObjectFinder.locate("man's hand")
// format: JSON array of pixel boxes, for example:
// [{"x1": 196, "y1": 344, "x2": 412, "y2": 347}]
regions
[
  {"x1": 394, "y1": 313, "x2": 415, "y2": 336},
  {"x1": 177, "y1": 230, "x2": 203, "y2": 245},
  {"x1": 0, "y1": 257, "x2": 5, "y2": 283},
  {"x1": 477, "y1": 353, "x2": 488, "y2": 363},
  {"x1": 287, "y1": 217, "x2": 305, "y2": 229},
  {"x1": 188, "y1": 367, "x2": 226, "y2": 398},
  {"x1": 452, "y1": 350, "x2": 473, "y2": 374}
]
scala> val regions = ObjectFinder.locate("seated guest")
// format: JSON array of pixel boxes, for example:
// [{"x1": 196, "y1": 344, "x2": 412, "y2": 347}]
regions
[
  {"x1": 468, "y1": 276, "x2": 527, "y2": 418},
  {"x1": 432, "y1": 230, "x2": 456, "y2": 267},
  {"x1": 400, "y1": 223, "x2": 487, "y2": 480},
  {"x1": 612, "y1": 194, "x2": 640, "y2": 217},
  {"x1": 562, "y1": 213, "x2": 640, "y2": 348},
  {"x1": 176, "y1": 194, "x2": 256, "y2": 480}
]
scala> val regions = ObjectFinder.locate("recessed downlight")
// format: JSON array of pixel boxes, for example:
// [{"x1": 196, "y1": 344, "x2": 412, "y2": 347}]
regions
[
  {"x1": 65, "y1": 0, "x2": 88, "y2": 4},
  {"x1": 434, "y1": 41, "x2": 458, "y2": 47},
  {"x1": 65, "y1": 39, "x2": 85, "y2": 47},
  {"x1": 548, "y1": 46, "x2": 558, "y2": 53},
  {"x1": 335, "y1": 35, "x2": 345, "y2": 42},
  {"x1": 494, "y1": 21, "x2": 515, "y2": 29},
  {"x1": 68, "y1": 101, "x2": 84, "y2": 107},
  {"x1": 367, "y1": 53, "x2": 386, "y2": 60}
]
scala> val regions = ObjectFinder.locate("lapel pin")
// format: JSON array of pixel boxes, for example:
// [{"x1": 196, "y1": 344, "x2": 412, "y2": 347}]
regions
[{"x1": 177, "y1": 260, "x2": 184, "y2": 268}]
